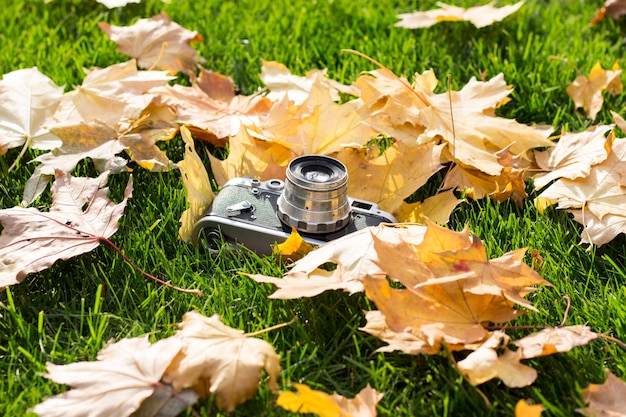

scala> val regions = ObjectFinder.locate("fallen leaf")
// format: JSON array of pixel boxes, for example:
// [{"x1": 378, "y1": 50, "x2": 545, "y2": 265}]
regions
[
  {"x1": 163, "y1": 311, "x2": 281, "y2": 412},
  {"x1": 515, "y1": 399, "x2": 543, "y2": 417},
  {"x1": 260, "y1": 60, "x2": 357, "y2": 105},
  {"x1": 359, "y1": 310, "x2": 443, "y2": 355},
  {"x1": 566, "y1": 61, "x2": 622, "y2": 120},
  {"x1": 417, "y1": 73, "x2": 553, "y2": 176},
  {"x1": 207, "y1": 125, "x2": 292, "y2": 187},
  {"x1": 33, "y1": 336, "x2": 183, "y2": 417},
  {"x1": 336, "y1": 141, "x2": 444, "y2": 215},
  {"x1": 0, "y1": 171, "x2": 132, "y2": 288},
  {"x1": 456, "y1": 331, "x2": 538, "y2": 388},
  {"x1": 151, "y1": 67, "x2": 272, "y2": 142},
  {"x1": 273, "y1": 227, "x2": 315, "y2": 260},
  {"x1": 178, "y1": 126, "x2": 215, "y2": 242},
  {"x1": 132, "y1": 385, "x2": 198, "y2": 417},
  {"x1": 395, "y1": 1, "x2": 525, "y2": 29},
  {"x1": 535, "y1": 137, "x2": 626, "y2": 245},
  {"x1": 395, "y1": 189, "x2": 464, "y2": 224},
  {"x1": 0, "y1": 67, "x2": 63, "y2": 155},
  {"x1": 514, "y1": 325, "x2": 598, "y2": 358},
  {"x1": 256, "y1": 77, "x2": 378, "y2": 155},
  {"x1": 96, "y1": 0, "x2": 140, "y2": 8},
  {"x1": 533, "y1": 126, "x2": 613, "y2": 190},
  {"x1": 99, "y1": 13, "x2": 203, "y2": 75},
  {"x1": 276, "y1": 383, "x2": 383, "y2": 417},
  {"x1": 52, "y1": 60, "x2": 174, "y2": 128},
  {"x1": 579, "y1": 370, "x2": 626, "y2": 417},
  {"x1": 247, "y1": 224, "x2": 427, "y2": 298}
]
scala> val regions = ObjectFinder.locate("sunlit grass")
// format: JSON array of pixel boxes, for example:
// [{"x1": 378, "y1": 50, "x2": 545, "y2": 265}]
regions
[{"x1": 1, "y1": 0, "x2": 626, "y2": 416}]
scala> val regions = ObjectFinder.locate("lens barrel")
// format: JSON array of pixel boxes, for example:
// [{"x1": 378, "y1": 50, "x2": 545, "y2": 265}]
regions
[{"x1": 277, "y1": 155, "x2": 351, "y2": 234}]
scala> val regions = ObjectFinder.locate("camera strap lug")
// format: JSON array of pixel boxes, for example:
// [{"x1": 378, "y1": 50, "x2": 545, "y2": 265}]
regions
[{"x1": 226, "y1": 200, "x2": 253, "y2": 216}]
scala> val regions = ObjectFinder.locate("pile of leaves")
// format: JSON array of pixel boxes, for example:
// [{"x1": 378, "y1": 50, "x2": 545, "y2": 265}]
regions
[{"x1": 2, "y1": 1, "x2": 626, "y2": 416}]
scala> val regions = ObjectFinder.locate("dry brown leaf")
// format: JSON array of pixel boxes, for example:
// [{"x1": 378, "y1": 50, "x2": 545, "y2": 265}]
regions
[
  {"x1": 99, "y1": 13, "x2": 203, "y2": 75},
  {"x1": 163, "y1": 311, "x2": 281, "y2": 412},
  {"x1": 359, "y1": 310, "x2": 444, "y2": 355},
  {"x1": 412, "y1": 220, "x2": 549, "y2": 310},
  {"x1": 0, "y1": 171, "x2": 132, "y2": 288},
  {"x1": 567, "y1": 61, "x2": 623, "y2": 120},
  {"x1": 353, "y1": 68, "x2": 433, "y2": 144},
  {"x1": 395, "y1": 1, "x2": 525, "y2": 29},
  {"x1": 276, "y1": 383, "x2": 383, "y2": 417},
  {"x1": 456, "y1": 331, "x2": 538, "y2": 388},
  {"x1": 207, "y1": 125, "x2": 293, "y2": 187},
  {"x1": 417, "y1": 73, "x2": 553, "y2": 176},
  {"x1": 32, "y1": 336, "x2": 183, "y2": 417},
  {"x1": 579, "y1": 370, "x2": 626, "y2": 417},
  {"x1": 515, "y1": 400, "x2": 543, "y2": 417},
  {"x1": 53, "y1": 60, "x2": 174, "y2": 128},
  {"x1": 178, "y1": 126, "x2": 215, "y2": 242},
  {"x1": 514, "y1": 325, "x2": 598, "y2": 359},
  {"x1": 256, "y1": 77, "x2": 377, "y2": 155},
  {"x1": 247, "y1": 224, "x2": 428, "y2": 299},
  {"x1": 395, "y1": 189, "x2": 464, "y2": 224},
  {"x1": 260, "y1": 60, "x2": 357, "y2": 105},
  {"x1": 151, "y1": 68, "x2": 272, "y2": 143},
  {"x1": 536, "y1": 138, "x2": 626, "y2": 245},
  {"x1": 336, "y1": 141, "x2": 443, "y2": 214},
  {"x1": 533, "y1": 126, "x2": 613, "y2": 190},
  {"x1": 0, "y1": 67, "x2": 63, "y2": 155},
  {"x1": 361, "y1": 221, "x2": 547, "y2": 348}
]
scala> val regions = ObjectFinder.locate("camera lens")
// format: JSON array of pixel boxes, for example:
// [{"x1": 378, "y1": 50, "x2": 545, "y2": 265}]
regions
[{"x1": 277, "y1": 155, "x2": 351, "y2": 234}]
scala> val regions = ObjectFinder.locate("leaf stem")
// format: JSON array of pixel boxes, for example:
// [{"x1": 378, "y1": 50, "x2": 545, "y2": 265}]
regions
[
  {"x1": 246, "y1": 317, "x2": 297, "y2": 337},
  {"x1": 98, "y1": 236, "x2": 203, "y2": 297}
]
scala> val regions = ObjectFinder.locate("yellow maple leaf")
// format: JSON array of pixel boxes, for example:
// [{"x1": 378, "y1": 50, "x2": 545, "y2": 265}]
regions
[
  {"x1": 273, "y1": 227, "x2": 315, "y2": 260},
  {"x1": 178, "y1": 126, "x2": 215, "y2": 242},
  {"x1": 515, "y1": 400, "x2": 543, "y2": 417}
]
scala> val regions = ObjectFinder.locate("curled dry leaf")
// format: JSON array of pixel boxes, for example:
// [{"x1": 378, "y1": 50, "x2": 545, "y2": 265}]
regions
[
  {"x1": 0, "y1": 67, "x2": 63, "y2": 155},
  {"x1": 456, "y1": 331, "x2": 538, "y2": 388},
  {"x1": 0, "y1": 171, "x2": 132, "y2": 288},
  {"x1": 163, "y1": 311, "x2": 281, "y2": 412},
  {"x1": 566, "y1": 61, "x2": 622, "y2": 120},
  {"x1": 395, "y1": 1, "x2": 525, "y2": 29},
  {"x1": 457, "y1": 326, "x2": 599, "y2": 388},
  {"x1": 276, "y1": 383, "x2": 383, "y2": 417},
  {"x1": 579, "y1": 370, "x2": 626, "y2": 417},
  {"x1": 536, "y1": 137, "x2": 626, "y2": 245},
  {"x1": 99, "y1": 13, "x2": 203, "y2": 75},
  {"x1": 177, "y1": 126, "x2": 215, "y2": 242},
  {"x1": 33, "y1": 336, "x2": 184, "y2": 417},
  {"x1": 533, "y1": 126, "x2": 613, "y2": 190},
  {"x1": 247, "y1": 223, "x2": 427, "y2": 299}
]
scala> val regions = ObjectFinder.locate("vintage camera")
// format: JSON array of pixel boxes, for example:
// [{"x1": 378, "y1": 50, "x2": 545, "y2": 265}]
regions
[{"x1": 191, "y1": 155, "x2": 397, "y2": 254}]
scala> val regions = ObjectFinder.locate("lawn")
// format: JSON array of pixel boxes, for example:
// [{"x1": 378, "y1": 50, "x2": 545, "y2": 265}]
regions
[{"x1": 1, "y1": 0, "x2": 626, "y2": 416}]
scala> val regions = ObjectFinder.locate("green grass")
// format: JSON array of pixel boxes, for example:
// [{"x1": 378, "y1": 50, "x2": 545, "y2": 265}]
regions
[{"x1": 2, "y1": 0, "x2": 626, "y2": 415}]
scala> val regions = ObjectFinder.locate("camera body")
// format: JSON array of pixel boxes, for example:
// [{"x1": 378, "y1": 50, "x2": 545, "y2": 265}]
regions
[{"x1": 191, "y1": 156, "x2": 397, "y2": 255}]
